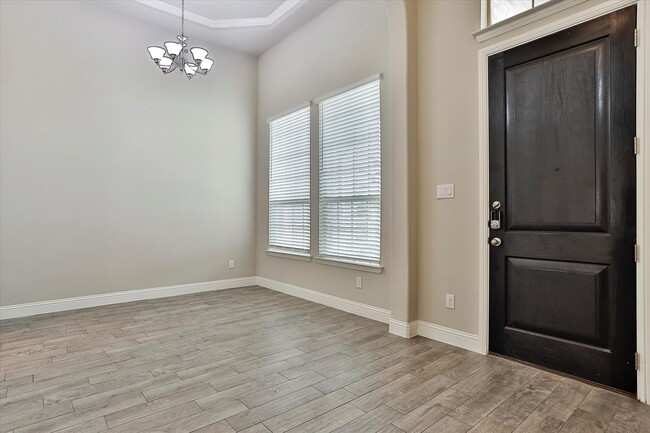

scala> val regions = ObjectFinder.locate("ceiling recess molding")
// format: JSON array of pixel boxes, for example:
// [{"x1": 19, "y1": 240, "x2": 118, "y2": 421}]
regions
[
  {"x1": 135, "y1": 0, "x2": 306, "y2": 29},
  {"x1": 92, "y1": 0, "x2": 335, "y2": 54}
]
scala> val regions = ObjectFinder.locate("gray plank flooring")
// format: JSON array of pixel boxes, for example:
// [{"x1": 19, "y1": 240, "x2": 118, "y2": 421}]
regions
[{"x1": 1, "y1": 286, "x2": 649, "y2": 433}]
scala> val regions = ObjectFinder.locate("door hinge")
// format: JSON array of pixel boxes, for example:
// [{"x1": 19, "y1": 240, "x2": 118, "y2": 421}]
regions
[
  {"x1": 635, "y1": 352, "x2": 641, "y2": 370},
  {"x1": 634, "y1": 137, "x2": 639, "y2": 155},
  {"x1": 635, "y1": 28, "x2": 639, "y2": 48},
  {"x1": 635, "y1": 244, "x2": 640, "y2": 262}
]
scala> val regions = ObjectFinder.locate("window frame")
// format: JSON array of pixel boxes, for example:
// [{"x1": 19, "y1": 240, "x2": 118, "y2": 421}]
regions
[
  {"x1": 477, "y1": 0, "x2": 587, "y2": 42},
  {"x1": 315, "y1": 75, "x2": 383, "y2": 269},
  {"x1": 266, "y1": 74, "x2": 385, "y2": 273},
  {"x1": 484, "y1": 0, "x2": 555, "y2": 27},
  {"x1": 267, "y1": 104, "x2": 312, "y2": 258}
]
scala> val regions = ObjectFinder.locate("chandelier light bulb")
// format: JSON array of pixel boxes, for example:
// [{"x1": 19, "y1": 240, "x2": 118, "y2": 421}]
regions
[
  {"x1": 164, "y1": 41, "x2": 183, "y2": 58},
  {"x1": 146, "y1": 0, "x2": 213, "y2": 79},
  {"x1": 159, "y1": 57, "x2": 173, "y2": 69},
  {"x1": 184, "y1": 63, "x2": 198, "y2": 79},
  {"x1": 190, "y1": 48, "x2": 208, "y2": 61},
  {"x1": 147, "y1": 46, "x2": 165, "y2": 62},
  {"x1": 199, "y1": 58, "x2": 214, "y2": 72}
]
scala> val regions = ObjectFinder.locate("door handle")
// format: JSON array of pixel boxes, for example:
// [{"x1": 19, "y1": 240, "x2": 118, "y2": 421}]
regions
[{"x1": 490, "y1": 238, "x2": 502, "y2": 247}]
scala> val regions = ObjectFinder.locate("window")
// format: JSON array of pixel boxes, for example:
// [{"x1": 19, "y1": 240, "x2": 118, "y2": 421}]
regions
[
  {"x1": 318, "y1": 79, "x2": 381, "y2": 264},
  {"x1": 487, "y1": 0, "x2": 552, "y2": 26},
  {"x1": 268, "y1": 106, "x2": 311, "y2": 254}
]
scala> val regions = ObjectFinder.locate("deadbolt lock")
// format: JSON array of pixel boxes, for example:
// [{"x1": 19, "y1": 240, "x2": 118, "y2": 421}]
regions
[
  {"x1": 492, "y1": 201, "x2": 501, "y2": 209},
  {"x1": 489, "y1": 210, "x2": 501, "y2": 230}
]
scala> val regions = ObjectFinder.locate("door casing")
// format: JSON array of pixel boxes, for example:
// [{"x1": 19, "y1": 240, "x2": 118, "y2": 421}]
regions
[{"x1": 476, "y1": 0, "x2": 650, "y2": 402}]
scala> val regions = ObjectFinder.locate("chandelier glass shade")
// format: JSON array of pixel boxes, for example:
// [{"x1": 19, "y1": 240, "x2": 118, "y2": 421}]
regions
[{"x1": 146, "y1": 0, "x2": 213, "y2": 79}]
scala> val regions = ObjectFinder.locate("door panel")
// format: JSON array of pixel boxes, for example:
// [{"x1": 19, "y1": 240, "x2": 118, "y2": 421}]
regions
[
  {"x1": 506, "y1": 258, "x2": 609, "y2": 347},
  {"x1": 506, "y1": 40, "x2": 608, "y2": 232},
  {"x1": 488, "y1": 6, "x2": 637, "y2": 393}
]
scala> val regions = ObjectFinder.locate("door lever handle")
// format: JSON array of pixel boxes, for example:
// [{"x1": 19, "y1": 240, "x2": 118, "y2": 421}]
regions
[{"x1": 490, "y1": 238, "x2": 502, "y2": 247}]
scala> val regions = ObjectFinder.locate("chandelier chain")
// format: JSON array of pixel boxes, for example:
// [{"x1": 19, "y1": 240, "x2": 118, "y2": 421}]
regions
[{"x1": 181, "y1": 0, "x2": 185, "y2": 39}]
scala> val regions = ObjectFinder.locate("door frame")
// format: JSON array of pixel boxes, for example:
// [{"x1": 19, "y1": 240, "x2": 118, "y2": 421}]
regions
[{"x1": 477, "y1": 0, "x2": 650, "y2": 402}]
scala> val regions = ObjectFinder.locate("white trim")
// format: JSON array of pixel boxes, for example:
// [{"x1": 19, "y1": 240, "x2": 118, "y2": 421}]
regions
[
  {"x1": 266, "y1": 0, "x2": 306, "y2": 28},
  {"x1": 266, "y1": 102, "x2": 312, "y2": 124},
  {"x1": 477, "y1": 15, "x2": 492, "y2": 358},
  {"x1": 0, "y1": 277, "x2": 257, "y2": 320},
  {"x1": 255, "y1": 278, "x2": 481, "y2": 353},
  {"x1": 481, "y1": 0, "x2": 488, "y2": 30},
  {"x1": 255, "y1": 277, "x2": 390, "y2": 323},
  {"x1": 266, "y1": 249, "x2": 312, "y2": 262},
  {"x1": 0, "y1": 274, "x2": 483, "y2": 360},
  {"x1": 313, "y1": 73, "x2": 383, "y2": 104},
  {"x1": 477, "y1": 0, "x2": 638, "y2": 54},
  {"x1": 475, "y1": 0, "x2": 587, "y2": 43},
  {"x1": 315, "y1": 257, "x2": 383, "y2": 274},
  {"x1": 134, "y1": 0, "x2": 305, "y2": 30},
  {"x1": 417, "y1": 321, "x2": 482, "y2": 354},
  {"x1": 638, "y1": 0, "x2": 650, "y2": 405},
  {"x1": 389, "y1": 319, "x2": 418, "y2": 338},
  {"x1": 477, "y1": 0, "x2": 649, "y2": 402}
]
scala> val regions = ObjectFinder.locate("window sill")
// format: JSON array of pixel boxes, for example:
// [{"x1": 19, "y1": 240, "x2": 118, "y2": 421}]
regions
[
  {"x1": 474, "y1": 0, "x2": 586, "y2": 43},
  {"x1": 316, "y1": 256, "x2": 383, "y2": 273},
  {"x1": 266, "y1": 249, "x2": 312, "y2": 262}
]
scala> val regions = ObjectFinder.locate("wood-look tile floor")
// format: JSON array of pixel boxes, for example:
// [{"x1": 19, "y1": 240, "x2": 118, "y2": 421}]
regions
[{"x1": 1, "y1": 286, "x2": 649, "y2": 433}]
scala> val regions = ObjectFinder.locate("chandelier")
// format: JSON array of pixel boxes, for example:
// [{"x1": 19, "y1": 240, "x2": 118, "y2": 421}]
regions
[{"x1": 146, "y1": 0, "x2": 213, "y2": 79}]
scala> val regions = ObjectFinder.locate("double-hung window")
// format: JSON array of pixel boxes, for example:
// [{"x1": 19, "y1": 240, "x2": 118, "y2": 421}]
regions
[
  {"x1": 318, "y1": 79, "x2": 381, "y2": 265},
  {"x1": 268, "y1": 106, "x2": 311, "y2": 254}
]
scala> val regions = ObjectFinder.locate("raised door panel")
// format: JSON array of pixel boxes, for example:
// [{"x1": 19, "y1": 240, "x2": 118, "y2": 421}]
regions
[
  {"x1": 506, "y1": 258, "x2": 609, "y2": 348},
  {"x1": 505, "y1": 40, "x2": 609, "y2": 232}
]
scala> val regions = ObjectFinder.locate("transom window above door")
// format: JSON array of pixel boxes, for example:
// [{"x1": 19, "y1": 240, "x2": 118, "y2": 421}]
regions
[{"x1": 487, "y1": 0, "x2": 552, "y2": 26}]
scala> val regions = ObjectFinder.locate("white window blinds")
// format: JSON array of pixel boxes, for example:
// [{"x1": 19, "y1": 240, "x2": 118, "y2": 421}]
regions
[
  {"x1": 268, "y1": 106, "x2": 311, "y2": 253},
  {"x1": 319, "y1": 79, "x2": 381, "y2": 264}
]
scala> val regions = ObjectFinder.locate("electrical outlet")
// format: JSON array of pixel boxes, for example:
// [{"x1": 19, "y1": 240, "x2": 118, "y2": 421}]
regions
[
  {"x1": 356, "y1": 277, "x2": 362, "y2": 289},
  {"x1": 228, "y1": 259, "x2": 235, "y2": 269},
  {"x1": 446, "y1": 294, "x2": 455, "y2": 310}
]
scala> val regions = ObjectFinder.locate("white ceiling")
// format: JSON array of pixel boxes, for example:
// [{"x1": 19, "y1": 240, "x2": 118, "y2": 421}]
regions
[
  {"x1": 158, "y1": 0, "x2": 286, "y2": 21},
  {"x1": 95, "y1": 0, "x2": 337, "y2": 55}
]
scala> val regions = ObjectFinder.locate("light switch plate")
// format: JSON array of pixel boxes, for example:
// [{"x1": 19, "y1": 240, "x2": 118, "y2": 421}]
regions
[
  {"x1": 436, "y1": 184, "x2": 455, "y2": 199},
  {"x1": 446, "y1": 294, "x2": 455, "y2": 310}
]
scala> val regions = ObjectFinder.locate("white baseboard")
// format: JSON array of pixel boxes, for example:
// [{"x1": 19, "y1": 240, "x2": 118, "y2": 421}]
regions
[
  {"x1": 255, "y1": 277, "x2": 480, "y2": 353},
  {"x1": 388, "y1": 318, "x2": 481, "y2": 353},
  {"x1": 389, "y1": 319, "x2": 418, "y2": 338},
  {"x1": 0, "y1": 277, "x2": 257, "y2": 320},
  {"x1": 1, "y1": 276, "x2": 481, "y2": 357},
  {"x1": 417, "y1": 320, "x2": 482, "y2": 353},
  {"x1": 255, "y1": 277, "x2": 391, "y2": 324}
]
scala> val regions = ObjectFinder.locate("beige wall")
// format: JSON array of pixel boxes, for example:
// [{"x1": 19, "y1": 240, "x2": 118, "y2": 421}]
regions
[
  {"x1": 0, "y1": 1, "x2": 258, "y2": 305},
  {"x1": 417, "y1": 0, "x2": 481, "y2": 333},
  {"x1": 256, "y1": 0, "x2": 393, "y2": 310}
]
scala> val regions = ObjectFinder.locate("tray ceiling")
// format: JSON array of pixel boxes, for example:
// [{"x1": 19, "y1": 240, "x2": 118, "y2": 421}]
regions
[{"x1": 94, "y1": 0, "x2": 337, "y2": 55}]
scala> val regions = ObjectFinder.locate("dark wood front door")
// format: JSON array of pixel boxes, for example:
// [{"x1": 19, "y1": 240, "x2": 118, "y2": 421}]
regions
[{"x1": 488, "y1": 6, "x2": 637, "y2": 393}]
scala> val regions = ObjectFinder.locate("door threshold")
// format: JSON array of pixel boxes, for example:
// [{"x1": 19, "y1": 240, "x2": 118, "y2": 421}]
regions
[{"x1": 488, "y1": 352, "x2": 637, "y2": 399}]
